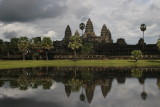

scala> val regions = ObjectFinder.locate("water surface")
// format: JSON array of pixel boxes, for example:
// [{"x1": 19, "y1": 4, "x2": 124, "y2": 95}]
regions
[{"x1": 0, "y1": 67, "x2": 160, "y2": 107}]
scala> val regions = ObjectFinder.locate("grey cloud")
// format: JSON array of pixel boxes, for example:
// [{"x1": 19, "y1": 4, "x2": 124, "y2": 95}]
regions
[
  {"x1": 3, "y1": 31, "x2": 18, "y2": 39},
  {"x1": 0, "y1": 0, "x2": 68, "y2": 22},
  {"x1": 81, "y1": 16, "x2": 89, "y2": 22}
]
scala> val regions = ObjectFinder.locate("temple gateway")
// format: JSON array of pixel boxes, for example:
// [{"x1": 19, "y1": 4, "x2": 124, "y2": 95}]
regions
[{"x1": 53, "y1": 18, "x2": 159, "y2": 59}]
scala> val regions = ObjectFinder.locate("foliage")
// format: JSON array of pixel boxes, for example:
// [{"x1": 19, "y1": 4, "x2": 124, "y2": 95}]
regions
[
  {"x1": 31, "y1": 37, "x2": 42, "y2": 60},
  {"x1": 131, "y1": 68, "x2": 143, "y2": 78},
  {"x1": 42, "y1": 37, "x2": 53, "y2": 50},
  {"x1": 17, "y1": 37, "x2": 30, "y2": 60},
  {"x1": 68, "y1": 78, "x2": 83, "y2": 92},
  {"x1": 0, "y1": 39, "x2": 3, "y2": 54},
  {"x1": 79, "y1": 23, "x2": 85, "y2": 31},
  {"x1": 157, "y1": 79, "x2": 160, "y2": 89},
  {"x1": 42, "y1": 37, "x2": 53, "y2": 60},
  {"x1": 68, "y1": 35, "x2": 82, "y2": 61},
  {"x1": 131, "y1": 50, "x2": 142, "y2": 61},
  {"x1": 140, "y1": 24, "x2": 147, "y2": 31},
  {"x1": 41, "y1": 78, "x2": 53, "y2": 89},
  {"x1": 81, "y1": 71, "x2": 93, "y2": 82},
  {"x1": 68, "y1": 35, "x2": 82, "y2": 50},
  {"x1": 79, "y1": 23, "x2": 85, "y2": 36},
  {"x1": 81, "y1": 43, "x2": 93, "y2": 55},
  {"x1": 10, "y1": 38, "x2": 19, "y2": 55},
  {"x1": 1, "y1": 42, "x2": 10, "y2": 56},
  {"x1": 157, "y1": 39, "x2": 160, "y2": 49}
]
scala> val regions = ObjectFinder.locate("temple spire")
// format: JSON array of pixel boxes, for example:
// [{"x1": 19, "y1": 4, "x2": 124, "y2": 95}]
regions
[
  {"x1": 64, "y1": 25, "x2": 72, "y2": 40},
  {"x1": 85, "y1": 18, "x2": 94, "y2": 33},
  {"x1": 74, "y1": 30, "x2": 80, "y2": 36},
  {"x1": 101, "y1": 24, "x2": 113, "y2": 43}
]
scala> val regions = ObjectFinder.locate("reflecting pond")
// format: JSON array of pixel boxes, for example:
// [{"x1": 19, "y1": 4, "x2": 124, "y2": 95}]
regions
[{"x1": 0, "y1": 66, "x2": 160, "y2": 107}]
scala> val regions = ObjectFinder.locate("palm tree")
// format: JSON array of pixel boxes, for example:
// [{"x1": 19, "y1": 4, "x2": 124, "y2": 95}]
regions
[
  {"x1": 42, "y1": 37, "x2": 53, "y2": 60},
  {"x1": 141, "y1": 83, "x2": 147, "y2": 100},
  {"x1": 80, "y1": 86, "x2": 86, "y2": 102},
  {"x1": 31, "y1": 37, "x2": 42, "y2": 60},
  {"x1": 68, "y1": 35, "x2": 83, "y2": 61},
  {"x1": 0, "y1": 39, "x2": 3, "y2": 55},
  {"x1": 140, "y1": 24, "x2": 147, "y2": 41},
  {"x1": 131, "y1": 50, "x2": 143, "y2": 62},
  {"x1": 79, "y1": 23, "x2": 85, "y2": 36},
  {"x1": 157, "y1": 39, "x2": 160, "y2": 49},
  {"x1": 17, "y1": 37, "x2": 30, "y2": 60},
  {"x1": 131, "y1": 68, "x2": 143, "y2": 78},
  {"x1": 10, "y1": 38, "x2": 19, "y2": 55}
]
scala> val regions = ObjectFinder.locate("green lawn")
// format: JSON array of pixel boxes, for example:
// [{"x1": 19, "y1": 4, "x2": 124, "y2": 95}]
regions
[{"x1": 0, "y1": 60, "x2": 159, "y2": 69}]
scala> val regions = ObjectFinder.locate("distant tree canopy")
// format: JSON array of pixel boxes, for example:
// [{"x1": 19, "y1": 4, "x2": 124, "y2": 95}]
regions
[
  {"x1": 68, "y1": 35, "x2": 83, "y2": 61},
  {"x1": 81, "y1": 42, "x2": 93, "y2": 55},
  {"x1": 131, "y1": 50, "x2": 143, "y2": 62},
  {"x1": 0, "y1": 36, "x2": 54, "y2": 60},
  {"x1": 17, "y1": 37, "x2": 30, "y2": 60},
  {"x1": 157, "y1": 39, "x2": 160, "y2": 49},
  {"x1": 42, "y1": 37, "x2": 53, "y2": 60}
]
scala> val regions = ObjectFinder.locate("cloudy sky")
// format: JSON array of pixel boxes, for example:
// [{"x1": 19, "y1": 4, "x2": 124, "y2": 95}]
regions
[{"x1": 0, "y1": 0, "x2": 160, "y2": 44}]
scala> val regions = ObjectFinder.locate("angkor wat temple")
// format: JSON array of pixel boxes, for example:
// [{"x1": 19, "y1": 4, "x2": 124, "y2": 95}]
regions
[{"x1": 53, "y1": 18, "x2": 159, "y2": 59}]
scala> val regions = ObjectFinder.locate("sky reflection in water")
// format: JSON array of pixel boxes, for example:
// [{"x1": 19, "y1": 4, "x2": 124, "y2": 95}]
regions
[{"x1": 0, "y1": 67, "x2": 160, "y2": 107}]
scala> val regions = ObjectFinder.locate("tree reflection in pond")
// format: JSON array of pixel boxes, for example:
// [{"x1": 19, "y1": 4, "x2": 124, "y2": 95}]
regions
[{"x1": 0, "y1": 66, "x2": 160, "y2": 106}]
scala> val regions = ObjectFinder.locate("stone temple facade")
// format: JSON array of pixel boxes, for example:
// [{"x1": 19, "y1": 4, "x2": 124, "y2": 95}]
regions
[
  {"x1": 82, "y1": 18, "x2": 112, "y2": 43},
  {"x1": 63, "y1": 18, "x2": 113, "y2": 43},
  {"x1": 53, "y1": 18, "x2": 159, "y2": 59}
]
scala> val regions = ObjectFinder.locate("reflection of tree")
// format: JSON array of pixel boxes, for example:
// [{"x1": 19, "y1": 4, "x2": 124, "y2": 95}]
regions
[
  {"x1": 41, "y1": 78, "x2": 53, "y2": 89},
  {"x1": 68, "y1": 78, "x2": 82, "y2": 92},
  {"x1": 117, "y1": 76, "x2": 126, "y2": 84},
  {"x1": 30, "y1": 79, "x2": 41, "y2": 89},
  {"x1": 0, "y1": 80, "x2": 5, "y2": 87},
  {"x1": 141, "y1": 83, "x2": 147, "y2": 100},
  {"x1": 80, "y1": 86, "x2": 86, "y2": 101},
  {"x1": 138, "y1": 77, "x2": 145, "y2": 84},
  {"x1": 9, "y1": 75, "x2": 53, "y2": 90},
  {"x1": 81, "y1": 71, "x2": 93, "y2": 83},
  {"x1": 17, "y1": 76, "x2": 29, "y2": 90},
  {"x1": 9, "y1": 80, "x2": 18, "y2": 88},
  {"x1": 131, "y1": 68, "x2": 143, "y2": 78},
  {"x1": 157, "y1": 78, "x2": 160, "y2": 90}
]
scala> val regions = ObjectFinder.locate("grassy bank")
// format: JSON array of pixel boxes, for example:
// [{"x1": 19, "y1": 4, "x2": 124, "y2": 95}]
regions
[{"x1": 0, "y1": 60, "x2": 160, "y2": 69}]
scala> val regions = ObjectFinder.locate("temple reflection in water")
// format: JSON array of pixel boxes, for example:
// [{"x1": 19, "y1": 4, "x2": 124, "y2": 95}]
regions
[{"x1": 0, "y1": 66, "x2": 160, "y2": 104}]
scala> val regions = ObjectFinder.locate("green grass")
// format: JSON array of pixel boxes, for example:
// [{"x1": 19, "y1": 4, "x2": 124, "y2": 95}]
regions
[{"x1": 0, "y1": 60, "x2": 160, "y2": 69}]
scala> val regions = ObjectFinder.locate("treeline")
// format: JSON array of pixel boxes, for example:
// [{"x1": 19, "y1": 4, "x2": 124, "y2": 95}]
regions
[{"x1": 0, "y1": 36, "x2": 53, "y2": 60}]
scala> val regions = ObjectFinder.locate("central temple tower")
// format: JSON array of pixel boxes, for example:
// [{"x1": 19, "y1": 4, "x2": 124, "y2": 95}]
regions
[{"x1": 83, "y1": 18, "x2": 96, "y2": 38}]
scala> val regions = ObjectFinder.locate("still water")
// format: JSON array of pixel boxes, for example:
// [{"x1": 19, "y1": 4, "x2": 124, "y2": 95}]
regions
[{"x1": 0, "y1": 67, "x2": 160, "y2": 107}]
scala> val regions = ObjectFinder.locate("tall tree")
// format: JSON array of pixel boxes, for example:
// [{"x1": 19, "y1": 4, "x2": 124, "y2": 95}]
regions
[
  {"x1": 140, "y1": 24, "x2": 147, "y2": 40},
  {"x1": 10, "y1": 38, "x2": 19, "y2": 55},
  {"x1": 68, "y1": 35, "x2": 83, "y2": 61},
  {"x1": 2, "y1": 42, "x2": 10, "y2": 56},
  {"x1": 31, "y1": 37, "x2": 42, "y2": 60},
  {"x1": 42, "y1": 37, "x2": 53, "y2": 60},
  {"x1": 131, "y1": 50, "x2": 143, "y2": 62},
  {"x1": 157, "y1": 39, "x2": 160, "y2": 49},
  {"x1": 79, "y1": 23, "x2": 85, "y2": 36},
  {"x1": 81, "y1": 42, "x2": 93, "y2": 55},
  {"x1": 0, "y1": 39, "x2": 3, "y2": 55},
  {"x1": 17, "y1": 37, "x2": 30, "y2": 60}
]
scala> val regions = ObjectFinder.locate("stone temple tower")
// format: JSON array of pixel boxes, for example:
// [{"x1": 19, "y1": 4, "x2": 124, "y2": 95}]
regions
[
  {"x1": 74, "y1": 30, "x2": 80, "y2": 36},
  {"x1": 83, "y1": 18, "x2": 96, "y2": 38},
  {"x1": 101, "y1": 24, "x2": 113, "y2": 43},
  {"x1": 63, "y1": 25, "x2": 72, "y2": 40}
]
